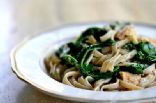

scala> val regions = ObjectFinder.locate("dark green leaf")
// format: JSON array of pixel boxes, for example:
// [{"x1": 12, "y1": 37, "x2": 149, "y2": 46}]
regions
[
  {"x1": 137, "y1": 42, "x2": 156, "y2": 55},
  {"x1": 135, "y1": 42, "x2": 156, "y2": 64},
  {"x1": 80, "y1": 64, "x2": 113, "y2": 80},
  {"x1": 61, "y1": 54, "x2": 78, "y2": 66},
  {"x1": 123, "y1": 42, "x2": 136, "y2": 50},
  {"x1": 119, "y1": 64, "x2": 148, "y2": 74}
]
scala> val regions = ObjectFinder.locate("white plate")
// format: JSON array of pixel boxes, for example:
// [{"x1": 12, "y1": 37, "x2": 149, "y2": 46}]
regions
[{"x1": 11, "y1": 22, "x2": 156, "y2": 103}]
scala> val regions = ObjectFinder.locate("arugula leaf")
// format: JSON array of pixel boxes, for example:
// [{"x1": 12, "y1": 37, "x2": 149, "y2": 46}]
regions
[
  {"x1": 80, "y1": 64, "x2": 113, "y2": 80},
  {"x1": 89, "y1": 39, "x2": 116, "y2": 49},
  {"x1": 135, "y1": 51, "x2": 156, "y2": 64},
  {"x1": 119, "y1": 64, "x2": 148, "y2": 74},
  {"x1": 67, "y1": 42, "x2": 83, "y2": 58},
  {"x1": 123, "y1": 42, "x2": 136, "y2": 50},
  {"x1": 135, "y1": 42, "x2": 156, "y2": 64},
  {"x1": 113, "y1": 66, "x2": 120, "y2": 75},
  {"x1": 61, "y1": 54, "x2": 78, "y2": 66},
  {"x1": 137, "y1": 42, "x2": 156, "y2": 55},
  {"x1": 146, "y1": 55, "x2": 156, "y2": 62}
]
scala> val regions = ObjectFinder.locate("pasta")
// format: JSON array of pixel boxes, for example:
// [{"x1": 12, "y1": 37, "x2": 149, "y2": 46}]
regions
[{"x1": 45, "y1": 22, "x2": 156, "y2": 91}]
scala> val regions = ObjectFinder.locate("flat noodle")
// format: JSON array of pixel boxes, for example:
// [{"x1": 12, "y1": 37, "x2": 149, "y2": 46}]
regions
[
  {"x1": 95, "y1": 54, "x2": 112, "y2": 66},
  {"x1": 146, "y1": 82, "x2": 156, "y2": 87},
  {"x1": 94, "y1": 79, "x2": 111, "y2": 91},
  {"x1": 62, "y1": 71, "x2": 79, "y2": 86},
  {"x1": 116, "y1": 39, "x2": 129, "y2": 48},
  {"x1": 101, "y1": 79, "x2": 119, "y2": 90},
  {"x1": 100, "y1": 30, "x2": 116, "y2": 42},
  {"x1": 111, "y1": 39, "x2": 130, "y2": 55},
  {"x1": 63, "y1": 67, "x2": 76, "y2": 75},
  {"x1": 119, "y1": 80, "x2": 143, "y2": 90},
  {"x1": 49, "y1": 63, "x2": 63, "y2": 81},
  {"x1": 101, "y1": 51, "x2": 121, "y2": 72},
  {"x1": 143, "y1": 64, "x2": 155, "y2": 74},
  {"x1": 77, "y1": 76, "x2": 93, "y2": 89},
  {"x1": 119, "y1": 49, "x2": 129, "y2": 54},
  {"x1": 117, "y1": 50, "x2": 137, "y2": 63},
  {"x1": 93, "y1": 50, "x2": 112, "y2": 66},
  {"x1": 139, "y1": 74, "x2": 155, "y2": 88},
  {"x1": 111, "y1": 44, "x2": 118, "y2": 54},
  {"x1": 93, "y1": 49, "x2": 105, "y2": 58},
  {"x1": 70, "y1": 76, "x2": 92, "y2": 89}
]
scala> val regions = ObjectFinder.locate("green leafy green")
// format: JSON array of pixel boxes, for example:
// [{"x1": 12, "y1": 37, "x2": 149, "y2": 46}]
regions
[
  {"x1": 123, "y1": 42, "x2": 136, "y2": 50},
  {"x1": 137, "y1": 42, "x2": 156, "y2": 55},
  {"x1": 61, "y1": 54, "x2": 78, "y2": 66},
  {"x1": 89, "y1": 39, "x2": 116, "y2": 49},
  {"x1": 80, "y1": 64, "x2": 113, "y2": 80},
  {"x1": 123, "y1": 41, "x2": 156, "y2": 64},
  {"x1": 135, "y1": 42, "x2": 156, "y2": 64},
  {"x1": 67, "y1": 42, "x2": 83, "y2": 58},
  {"x1": 119, "y1": 64, "x2": 148, "y2": 74}
]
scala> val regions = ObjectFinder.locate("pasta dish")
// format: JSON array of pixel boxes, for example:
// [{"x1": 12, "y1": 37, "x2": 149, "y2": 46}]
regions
[{"x1": 45, "y1": 22, "x2": 156, "y2": 91}]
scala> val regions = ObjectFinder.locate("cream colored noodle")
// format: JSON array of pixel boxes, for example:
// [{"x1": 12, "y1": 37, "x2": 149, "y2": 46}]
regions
[{"x1": 45, "y1": 25, "x2": 156, "y2": 91}]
